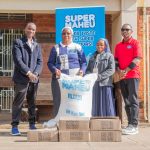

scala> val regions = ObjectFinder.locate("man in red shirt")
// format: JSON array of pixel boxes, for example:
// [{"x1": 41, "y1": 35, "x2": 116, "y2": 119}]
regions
[{"x1": 115, "y1": 24, "x2": 142, "y2": 135}]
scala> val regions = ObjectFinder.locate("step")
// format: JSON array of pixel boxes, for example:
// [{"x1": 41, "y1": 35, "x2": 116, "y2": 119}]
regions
[{"x1": 0, "y1": 111, "x2": 11, "y2": 121}]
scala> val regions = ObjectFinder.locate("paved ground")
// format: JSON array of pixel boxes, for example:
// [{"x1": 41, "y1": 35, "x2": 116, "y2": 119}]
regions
[{"x1": 0, "y1": 122, "x2": 150, "y2": 150}]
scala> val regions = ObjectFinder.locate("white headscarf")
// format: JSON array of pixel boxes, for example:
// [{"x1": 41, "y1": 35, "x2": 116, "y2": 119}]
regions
[{"x1": 61, "y1": 26, "x2": 74, "y2": 35}]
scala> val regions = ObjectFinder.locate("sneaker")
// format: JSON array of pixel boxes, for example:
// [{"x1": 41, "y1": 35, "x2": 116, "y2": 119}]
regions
[
  {"x1": 11, "y1": 127, "x2": 21, "y2": 136},
  {"x1": 122, "y1": 124, "x2": 131, "y2": 131},
  {"x1": 29, "y1": 124, "x2": 37, "y2": 130},
  {"x1": 122, "y1": 125, "x2": 138, "y2": 135}
]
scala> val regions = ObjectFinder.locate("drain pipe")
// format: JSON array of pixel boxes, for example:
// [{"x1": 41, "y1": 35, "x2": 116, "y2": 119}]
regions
[
  {"x1": 146, "y1": 15, "x2": 150, "y2": 122},
  {"x1": 142, "y1": 1, "x2": 148, "y2": 121}
]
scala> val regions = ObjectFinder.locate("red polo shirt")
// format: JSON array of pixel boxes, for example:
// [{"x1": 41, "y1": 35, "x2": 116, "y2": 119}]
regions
[{"x1": 115, "y1": 37, "x2": 142, "y2": 79}]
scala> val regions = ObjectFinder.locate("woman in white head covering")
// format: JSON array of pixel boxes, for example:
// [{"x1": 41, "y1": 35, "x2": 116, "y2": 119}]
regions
[{"x1": 47, "y1": 26, "x2": 87, "y2": 117}]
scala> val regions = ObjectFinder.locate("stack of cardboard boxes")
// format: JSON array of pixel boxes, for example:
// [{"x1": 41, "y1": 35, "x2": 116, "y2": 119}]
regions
[
  {"x1": 27, "y1": 116, "x2": 121, "y2": 142},
  {"x1": 90, "y1": 117, "x2": 121, "y2": 142},
  {"x1": 59, "y1": 117, "x2": 90, "y2": 142}
]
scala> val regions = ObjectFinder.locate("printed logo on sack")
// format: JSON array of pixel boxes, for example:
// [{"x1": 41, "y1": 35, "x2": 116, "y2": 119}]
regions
[
  {"x1": 62, "y1": 79, "x2": 90, "y2": 91},
  {"x1": 66, "y1": 109, "x2": 84, "y2": 116},
  {"x1": 68, "y1": 93, "x2": 82, "y2": 100}
]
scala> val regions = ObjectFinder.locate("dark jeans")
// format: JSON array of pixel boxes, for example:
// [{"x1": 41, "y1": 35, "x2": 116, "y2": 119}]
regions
[
  {"x1": 51, "y1": 79, "x2": 61, "y2": 117},
  {"x1": 11, "y1": 82, "x2": 38, "y2": 127},
  {"x1": 120, "y1": 78, "x2": 140, "y2": 127}
]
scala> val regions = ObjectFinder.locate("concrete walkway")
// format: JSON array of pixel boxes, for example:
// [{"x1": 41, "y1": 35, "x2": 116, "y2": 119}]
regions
[{"x1": 0, "y1": 123, "x2": 150, "y2": 150}]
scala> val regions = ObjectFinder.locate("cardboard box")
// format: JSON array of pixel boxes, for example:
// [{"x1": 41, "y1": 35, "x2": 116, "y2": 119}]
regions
[
  {"x1": 90, "y1": 131, "x2": 121, "y2": 142},
  {"x1": 27, "y1": 127, "x2": 58, "y2": 142},
  {"x1": 59, "y1": 130, "x2": 90, "y2": 142},
  {"x1": 90, "y1": 117, "x2": 121, "y2": 131},
  {"x1": 59, "y1": 116, "x2": 90, "y2": 131}
]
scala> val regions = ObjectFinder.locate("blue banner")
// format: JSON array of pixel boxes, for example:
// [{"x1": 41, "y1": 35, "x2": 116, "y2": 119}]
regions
[{"x1": 56, "y1": 6, "x2": 105, "y2": 60}]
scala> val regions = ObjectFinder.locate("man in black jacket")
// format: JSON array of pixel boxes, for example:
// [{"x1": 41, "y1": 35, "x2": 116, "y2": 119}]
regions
[{"x1": 11, "y1": 22, "x2": 43, "y2": 136}]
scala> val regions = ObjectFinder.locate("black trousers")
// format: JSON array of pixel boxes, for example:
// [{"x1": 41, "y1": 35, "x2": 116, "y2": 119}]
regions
[
  {"x1": 113, "y1": 82, "x2": 123, "y2": 122},
  {"x1": 120, "y1": 78, "x2": 140, "y2": 127},
  {"x1": 51, "y1": 78, "x2": 61, "y2": 117},
  {"x1": 11, "y1": 82, "x2": 38, "y2": 127}
]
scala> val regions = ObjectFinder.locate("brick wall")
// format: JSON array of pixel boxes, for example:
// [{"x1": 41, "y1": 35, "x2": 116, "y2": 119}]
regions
[
  {"x1": 0, "y1": 77, "x2": 13, "y2": 87},
  {"x1": 0, "y1": 20, "x2": 26, "y2": 29},
  {"x1": 137, "y1": 7, "x2": 144, "y2": 120},
  {"x1": 32, "y1": 14, "x2": 55, "y2": 32},
  {"x1": 137, "y1": 7, "x2": 150, "y2": 120},
  {"x1": 0, "y1": 14, "x2": 32, "y2": 29},
  {"x1": 32, "y1": 14, "x2": 55, "y2": 78},
  {"x1": 106, "y1": 15, "x2": 112, "y2": 49}
]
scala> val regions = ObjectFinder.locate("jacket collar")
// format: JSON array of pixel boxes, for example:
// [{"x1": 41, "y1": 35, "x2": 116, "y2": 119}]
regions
[{"x1": 22, "y1": 36, "x2": 37, "y2": 50}]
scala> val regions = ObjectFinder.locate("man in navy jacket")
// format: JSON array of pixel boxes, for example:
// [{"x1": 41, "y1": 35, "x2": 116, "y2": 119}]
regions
[{"x1": 11, "y1": 22, "x2": 43, "y2": 136}]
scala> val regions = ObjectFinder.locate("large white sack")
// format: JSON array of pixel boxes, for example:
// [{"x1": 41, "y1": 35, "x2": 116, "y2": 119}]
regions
[{"x1": 43, "y1": 73, "x2": 97, "y2": 128}]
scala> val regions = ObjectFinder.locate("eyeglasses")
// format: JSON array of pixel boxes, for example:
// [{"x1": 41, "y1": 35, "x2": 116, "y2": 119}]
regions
[
  {"x1": 121, "y1": 28, "x2": 131, "y2": 32},
  {"x1": 62, "y1": 32, "x2": 71, "y2": 35}
]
